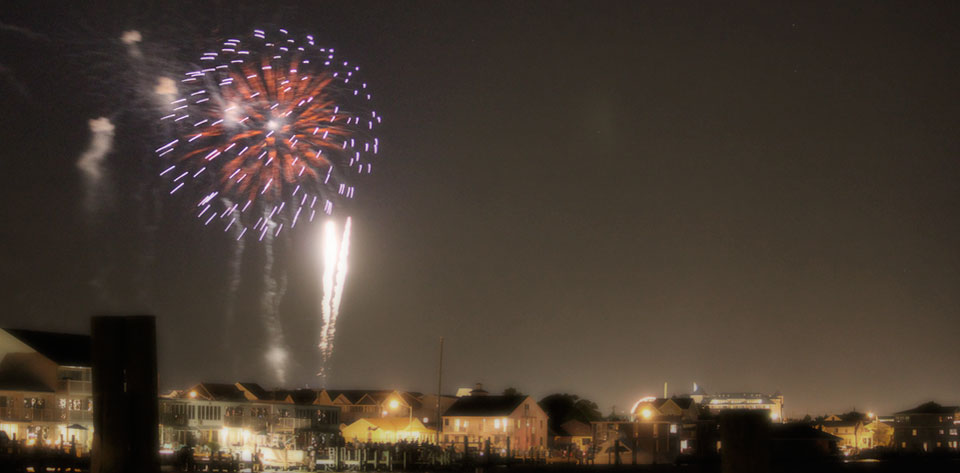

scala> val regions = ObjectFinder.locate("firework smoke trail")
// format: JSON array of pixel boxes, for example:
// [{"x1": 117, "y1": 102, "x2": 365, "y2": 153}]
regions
[
  {"x1": 317, "y1": 217, "x2": 351, "y2": 382},
  {"x1": 221, "y1": 198, "x2": 246, "y2": 363},
  {"x1": 76, "y1": 117, "x2": 118, "y2": 308},
  {"x1": 77, "y1": 118, "x2": 116, "y2": 215},
  {"x1": 120, "y1": 30, "x2": 143, "y2": 59},
  {"x1": 260, "y1": 215, "x2": 289, "y2": 385}
]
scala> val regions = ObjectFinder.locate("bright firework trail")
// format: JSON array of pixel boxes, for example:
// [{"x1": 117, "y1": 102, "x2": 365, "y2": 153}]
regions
[{"x1": 317, "y1": 216, "x2": 351, "y2": 383}]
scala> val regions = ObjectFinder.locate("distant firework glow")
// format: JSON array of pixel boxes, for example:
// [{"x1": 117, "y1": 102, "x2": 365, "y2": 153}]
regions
[{"x1": 156, "y1": 28, "x2": 380, "y2": 240}]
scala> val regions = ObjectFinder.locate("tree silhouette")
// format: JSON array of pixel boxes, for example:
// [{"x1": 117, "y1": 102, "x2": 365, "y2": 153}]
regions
[{"x1": 539, "y1": 393, "x2": 602, "y2": 431}]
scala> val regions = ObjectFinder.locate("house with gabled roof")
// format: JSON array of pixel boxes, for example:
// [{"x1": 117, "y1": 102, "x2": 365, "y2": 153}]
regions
[
  {"x1": 629, "y1": 396, "x2": 700, "y2": 463},
  {"x1": 322, "y1": 389, "x2": 429, "y2": 424},
  {"x1": 891, "y1": 402, "x2": 960, "y2": 452},
  {"x1": 440, "y1": 384, "x2": 548, "y2": 455},
  {"x1": 814, "y1": 415, "x2": 867, "y2": 453}
]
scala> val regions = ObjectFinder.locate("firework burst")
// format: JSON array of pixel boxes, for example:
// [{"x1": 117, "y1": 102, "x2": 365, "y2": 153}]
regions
[{"x1": 157, "y1": 28, "x2": 380, "y2": 239}]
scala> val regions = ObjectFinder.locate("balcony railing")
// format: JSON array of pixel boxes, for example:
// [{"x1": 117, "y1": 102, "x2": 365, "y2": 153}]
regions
[
  {"x1": 275, "y1": 417, "x2": 312, "y2": 431},
  {"x1": 67, "y1": 410, "x2": 93, "y2": 423},
  {"x1": 224, "y1": 416, "x2": 244, "y2": 427},
  {"x1": 0, "y1": 406, "x2": 61, "y2": 423},
  {"x1": 160, "y1": 413, "x2": 189, "y2": 427}
]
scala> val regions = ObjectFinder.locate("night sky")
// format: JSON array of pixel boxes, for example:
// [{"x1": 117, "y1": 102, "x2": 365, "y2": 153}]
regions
[{"x1": 1, "y1": 1, "x2": 958, "y2": 418}]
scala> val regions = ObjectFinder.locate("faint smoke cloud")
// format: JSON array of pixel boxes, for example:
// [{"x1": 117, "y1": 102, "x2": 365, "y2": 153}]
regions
[
  {"x1": 154, "y1": 76, "x2": 177, "y2": 101},
  {"x1": 121, "y1": 30, "x2": 142, "y2": 59},
  {"x1": 0, "y1": 21, "x2": 49, "y2": 42},
  {"x1": 77, "y1": 117, "x2": 115, "y2": 214},
  {"x1": 0, "y1": 22, "x2": 47, "y2": 101},
  {"x1": 0, "y1": 64, "x2": 31, "y2": 100}
]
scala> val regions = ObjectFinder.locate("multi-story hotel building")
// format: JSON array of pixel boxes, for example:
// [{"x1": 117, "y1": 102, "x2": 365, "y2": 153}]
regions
[
  {"x1": 690, "y1": 384, "x2": 784, "y2": 422},
  {"x1": 0, "y1": 328, "x2": 94, "y2": 453},
  {"x1": 158, "y1": 382, "x2": 340, "y2": 454}
]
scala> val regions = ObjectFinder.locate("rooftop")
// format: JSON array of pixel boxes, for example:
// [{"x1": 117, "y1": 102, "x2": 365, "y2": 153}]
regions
[
  {"x1": 4, "y1": 328, "x2": 91, "y2": 367},
  {"x1": 894, "y1": 402, "x2": 959, "y2": 416},
  {"x1": 444, "y1": 395, "x2": 526, "y2": 417},
  {"x1": 0, "y1": 371, "x2": 53, "y2": 392}
]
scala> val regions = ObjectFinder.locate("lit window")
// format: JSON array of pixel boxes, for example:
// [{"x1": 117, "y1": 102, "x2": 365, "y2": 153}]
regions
[
  {"x1": 913, "y1": 429, "x2": 918, "y2": 436},
  {"x1": 494, "y1": 419, "x2": 500, "y2": 429},
  {"x1": 670, "y1": 424, "x2": 677, "y2": 434}
]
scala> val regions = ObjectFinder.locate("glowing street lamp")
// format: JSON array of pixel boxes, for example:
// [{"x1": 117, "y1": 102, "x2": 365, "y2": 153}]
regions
[{"x1": 387, "y1": 397, "x2": 413, "y2": 427}]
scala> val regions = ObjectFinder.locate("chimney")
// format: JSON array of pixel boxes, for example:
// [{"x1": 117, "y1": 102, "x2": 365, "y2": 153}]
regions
[{"x1": 470, "y1": 383, "x2": 489, "y2": 396}]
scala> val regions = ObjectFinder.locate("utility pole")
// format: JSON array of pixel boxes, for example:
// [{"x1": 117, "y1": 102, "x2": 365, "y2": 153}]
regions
[{"x1": 436, "y1": 337, "x2": 444, "y2": 444}]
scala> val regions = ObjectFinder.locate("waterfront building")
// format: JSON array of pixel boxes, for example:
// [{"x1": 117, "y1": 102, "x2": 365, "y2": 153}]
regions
[
  {"x1": 158, "y1": 382, "x2": 340, "y2": 454},
  {"x1": 865, "y1": 418, "x2": 894, "y2": 448},
  {"x1": 891, "y1": 402, "x2": 960, "y2": 452},
  {"x1": 690, "y1": 384, "x2": 783, "y2": 422},
  {"x1": 629, "y1": 397, "x2": 700, "y2": 462},
  {"x1": 0, "y1": 328, "x2": 93, "y2": 453},
  {"x1": 551, "y1": 419, "x2": 592, "y2": 455},
  {"x1": 814, "y1": 415, "x2": 867, "y2": 453},
  {"x1": 341, "y1": 417, "x2": 434, "y2": 444},
  {"x1": 589, "y1": 420, "x2": 640, "y2": 464},
  {"x1": 440, "y1": 384, "x2": 548, "y2": 455}
]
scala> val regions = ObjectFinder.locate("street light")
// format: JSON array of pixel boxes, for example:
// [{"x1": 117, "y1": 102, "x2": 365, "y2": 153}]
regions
[{"x1": 388, "y1": 397, "x2": 413, "y2": 439}]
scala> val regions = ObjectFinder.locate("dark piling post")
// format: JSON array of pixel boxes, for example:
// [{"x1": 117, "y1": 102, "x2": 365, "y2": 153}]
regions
[
  {"x1": 91, "y1": 315, "x2": 159, "y2": 473},
  {"x1": 720, "y1": 410, "x2": 771, "y2": 473}
]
